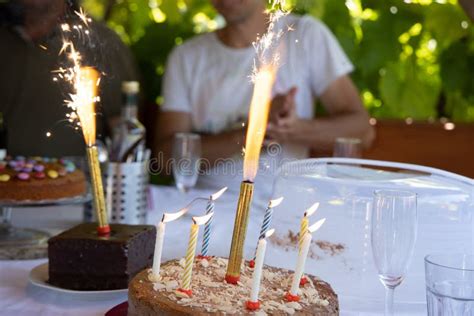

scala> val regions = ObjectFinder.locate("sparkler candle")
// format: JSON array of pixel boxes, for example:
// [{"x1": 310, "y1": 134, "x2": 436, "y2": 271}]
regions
[
  {"x1": 177, "y1": 212, "x2": 213, "y2": 297},
  {"x1": 149, "y1": 209, "x2": 188, "y2": 282},
  {"x1": 74, "y1": 66, "x2": 109, "y2": 235},
  {"x1": 226, "y1": 0, "x2": 288, "y2": 283},
  {"x1": 286, "y1": 218, "x2": 326, "y2": 302},
  {"x1": 200, "y1": 187, "x2": 228, "y2": 259},
  {"x1": 246, "y1": 229, "x2": 275, "y2": 311},
  {"x1": 249, "y1": 197, "x2": 283, "y2": 268},
  {"x1": 225, "y1": 65, "x2": 276, "y2": 285}
]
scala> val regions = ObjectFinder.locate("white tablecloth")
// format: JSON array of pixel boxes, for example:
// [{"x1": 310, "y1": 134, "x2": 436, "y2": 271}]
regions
[{"x1": 1, "y1": 180, "x2": 456, "y2": 316}]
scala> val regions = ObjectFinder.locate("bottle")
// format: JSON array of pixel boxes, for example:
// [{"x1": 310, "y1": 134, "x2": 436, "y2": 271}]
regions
[
  {"x1": 111, "y1": 81, "x2": 146, "y2": 162},
  {"x1": 0, "y1": 112, "x2": 7, "y2": 160}
]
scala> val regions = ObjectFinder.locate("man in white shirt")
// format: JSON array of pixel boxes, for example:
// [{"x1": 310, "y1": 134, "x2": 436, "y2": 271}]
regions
[{"x1": 155, "y1": 0, "x2": 374, "y2": 185}]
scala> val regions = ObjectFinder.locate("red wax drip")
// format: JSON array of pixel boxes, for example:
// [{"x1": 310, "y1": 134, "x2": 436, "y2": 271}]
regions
[
  {"x1": 97, "y1": 225, "x2": 111, "y2": 236},
  {"x1": 300, "y1": 276, "x2": 308, "y2": 286},
  {"x1": 245, "y1": 300, "x2": 261, "y2": 311},
  {"x1": 177, "y1": 288, "x2": 193, "y2": 297},
  {"x1": 285, "y1": 292, "x2": 300, "y2": 302},
  {"x1": 196, "y1": 255, "x2": 213, "y2": 261},
  {"x1": 225, "y1": 274, "x2": 240, "y2": 285},
  {"x1": 248, "y1": 260, "x2": 255, "y2": 268}
]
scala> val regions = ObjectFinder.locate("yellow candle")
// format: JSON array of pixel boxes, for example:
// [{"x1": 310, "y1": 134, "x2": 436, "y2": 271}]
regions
[
  {"x1": 299, "y1": 202, "x2": 319, "y2": 251},
  {"x1": 181, "y1": 222, "x2": 198, "y2": 291},
  {"x1": 177, "y1": 212, "x2": 213, "y2": 297},
  {"x1": 299, "y1": 217, "x2": 308, "y2": 251},
  {"x1": 286, "y1": 218, "x2": 326, "y2": 302}
]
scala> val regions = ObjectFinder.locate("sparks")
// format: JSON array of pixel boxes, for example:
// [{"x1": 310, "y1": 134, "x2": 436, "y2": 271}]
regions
[
  {"x1": 55, "y1": 8, "x2": 101, "y2": 146},
  {"x1": 75, "y1": 7, "x2": 90, "y2": 27}
]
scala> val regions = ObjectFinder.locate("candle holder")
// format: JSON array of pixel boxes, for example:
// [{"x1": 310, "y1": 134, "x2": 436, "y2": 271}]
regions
[
  {"x1": 225, "y1": 181, "x2": 254, "y2": 284},
  {"x1": 86, "y1": 145, "x2": 110, "y2": 235}
]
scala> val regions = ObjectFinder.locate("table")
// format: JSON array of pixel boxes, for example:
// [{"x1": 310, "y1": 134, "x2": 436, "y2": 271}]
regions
[{"x1": 1, "y1": 160, "x2": 471, "y2": 316}]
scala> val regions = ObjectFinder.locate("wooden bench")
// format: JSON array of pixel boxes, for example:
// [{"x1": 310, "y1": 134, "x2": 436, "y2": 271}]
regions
[{"x1": 363, "y1": 120, "x2": 474, "y2": 178}]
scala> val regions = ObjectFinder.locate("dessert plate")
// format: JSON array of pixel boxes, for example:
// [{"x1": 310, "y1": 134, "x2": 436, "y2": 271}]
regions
[
  {"x1": 0, "y1": 191, "x2": 92, "y2": 207},
  {"x1": 105, "y1": 302, "x2": 128, "y2": 316},
  {"x1": 28, "y1": 263, "x2": 128, "y2": 300}
]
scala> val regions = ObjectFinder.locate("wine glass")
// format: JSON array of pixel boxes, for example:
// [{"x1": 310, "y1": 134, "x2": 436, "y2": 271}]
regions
[
  {"x1": 371, "y1": 190, "x2": 417, "y2": 315},
  {"x1": 172, "y1": 133, "x2": 201, "y2": 193}
]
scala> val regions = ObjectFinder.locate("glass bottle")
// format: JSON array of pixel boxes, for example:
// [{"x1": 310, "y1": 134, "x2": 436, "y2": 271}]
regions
[{"x1": 111, "y1": 81, "x2": 146, "y2": 162}]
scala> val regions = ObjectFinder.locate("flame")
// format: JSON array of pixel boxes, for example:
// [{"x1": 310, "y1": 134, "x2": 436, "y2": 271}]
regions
[
  {"x1": 193, "y1": 212, "x2": 214, "y2": 226},
  {"x1": 269, "y1": 197, "x2": 284, "y2": 208},
  {"x1": 243, "y1": 65, "x2": 276, "y2": 181},
  {"x1": 162, "y1": 208, "x2": 187, "y2": 223},
  {"x1": 308, "y1": 218, "x2": 326, "y2": 234},
  {"x1": 74, "y1": 66, "x2": 99, "y2": 146},
  {"x1": 241, "y1": 0, "x2": 288, "y2": 182},
  {"x1": 304, "y1": 202, "x2": 319, "y2": 217},
  {"x1": 264, "y1": 228, "x2": 275, "y2": 239},
  {"x1": 210, "y1": 187, "x2": 228, "y2": 201}
]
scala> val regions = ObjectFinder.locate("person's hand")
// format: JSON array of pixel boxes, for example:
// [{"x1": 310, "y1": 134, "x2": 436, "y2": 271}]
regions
[
  {"x1": 269, "y1": 87, "x2": 297, "y2": 125},
  {"x1": 266, "y1": 87, "x2": 302, "y2": 144}
]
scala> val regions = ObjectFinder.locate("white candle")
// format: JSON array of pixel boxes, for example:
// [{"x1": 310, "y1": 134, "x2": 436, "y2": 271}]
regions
[
  {"x1": 246, "y1": 229, "x2": 274, "y2": 311},
  {"x1": 150, "y1": 221, "x2": 165, "y2": 281},
  {"x1": 148, "y1": 208, "x2": 189, "y2": 282},
  {"x1": 289, "y1": 231, "x2": 312, "y2": 296},
  {"x1": 251, "y1": 237, "x2": 267, "y2": 301}
]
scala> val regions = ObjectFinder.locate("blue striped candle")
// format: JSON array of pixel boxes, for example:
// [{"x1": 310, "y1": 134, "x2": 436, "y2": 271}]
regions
[
  {"x1": 251, "y1": 197, "x2": 283, "y2": 263},
  {"x1": 201, "y1": 200, "x2": 214, "y2": 257}
]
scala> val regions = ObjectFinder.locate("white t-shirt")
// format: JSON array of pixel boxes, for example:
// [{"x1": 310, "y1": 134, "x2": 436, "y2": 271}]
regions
[{"x1": 162, "y1": 14, "x2": 354, "y2": 194}]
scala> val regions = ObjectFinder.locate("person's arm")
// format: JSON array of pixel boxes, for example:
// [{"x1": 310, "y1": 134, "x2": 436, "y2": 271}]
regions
[
  {"x1": 266, "y1": 76, "x2": 375, "y2": 154},
  {"x1": 154, "y1": 111, "x2": 244, "y2": 175}
]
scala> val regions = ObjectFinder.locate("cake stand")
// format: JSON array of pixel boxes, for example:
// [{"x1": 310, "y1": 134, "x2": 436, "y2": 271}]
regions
[{"x1": 0, "y1": 193, "x2": 91, "y2": 259}]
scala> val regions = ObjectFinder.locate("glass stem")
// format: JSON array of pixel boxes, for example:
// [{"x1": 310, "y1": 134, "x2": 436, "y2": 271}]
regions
[
  {"x1": 384, "y1": 287, "x2": 395, "y2": 316},
  {"x1": 0, "y1": 207, "x2": 12, "y2": 232}
]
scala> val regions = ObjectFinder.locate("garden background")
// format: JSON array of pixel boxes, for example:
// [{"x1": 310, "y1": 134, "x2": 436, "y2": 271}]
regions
[{"x1": 82, "y1": 0, "x2": 473, "y2": 123}]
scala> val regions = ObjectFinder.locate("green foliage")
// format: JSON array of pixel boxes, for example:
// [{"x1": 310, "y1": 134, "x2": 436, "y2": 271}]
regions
[{"x1": 83, "y1": 0, "x2": 474, "y2": 122}]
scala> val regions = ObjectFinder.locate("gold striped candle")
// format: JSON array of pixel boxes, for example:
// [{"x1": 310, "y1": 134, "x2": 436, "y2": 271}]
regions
[
  {"x1": 181, "y1": 222, "x2": 198, "y2": 291},
  {"x1": 298, "y1": 202, "x2": 319, "y2": 286},
  {"x1": 286, "y1": 218, "x2": 326, "y2": 302},
  {"x1": 298, "y1": 202, "x2": 319, "y2": 252},
  {"x1": 177, "y1": 212, "x2": 213, "y2": 297},
  {"x1": 298, "y1": 216, "x2": 308, "y2": 251}
]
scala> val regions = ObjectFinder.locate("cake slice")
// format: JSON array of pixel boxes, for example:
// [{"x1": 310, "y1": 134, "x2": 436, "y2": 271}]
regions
[{"x1": 48, "y1": 223, "x2": 156, "y2": 290}]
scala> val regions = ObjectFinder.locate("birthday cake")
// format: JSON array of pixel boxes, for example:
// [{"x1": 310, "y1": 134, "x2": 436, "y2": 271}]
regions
[
  {"x1": 48, "y1": 223, "x2": 156, "y2": 290},
  {"x1": 0, "y1": 156, "x2": 86, "y2": 201},
  {"x1": 128, "y1": 258, "x2": 339, "y2": 315}
]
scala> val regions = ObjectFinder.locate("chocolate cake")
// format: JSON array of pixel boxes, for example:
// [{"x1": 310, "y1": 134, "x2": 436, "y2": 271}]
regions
[
  {"x1": 128, "y1": 258, "x2": 339, "y2": 315},
  {"x1": 48, "y1": 223, "x2": 156, "y2": 290},
  {"x1": 0, "y1": 156, "x2": 86, "y2": 201}
]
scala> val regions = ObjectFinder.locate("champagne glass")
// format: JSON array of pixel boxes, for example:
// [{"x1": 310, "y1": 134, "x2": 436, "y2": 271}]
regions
[
  {"x1": 371, "y1": 190, "x2": 417, "y2": 315},
  {"x1": 172, "y1": 133, "x2": 201, "y2": 193}
]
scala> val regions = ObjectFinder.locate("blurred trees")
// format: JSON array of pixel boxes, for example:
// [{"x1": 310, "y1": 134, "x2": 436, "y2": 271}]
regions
[{"x1": 83, "y1": 0, "x2": 474, "y2": 122}]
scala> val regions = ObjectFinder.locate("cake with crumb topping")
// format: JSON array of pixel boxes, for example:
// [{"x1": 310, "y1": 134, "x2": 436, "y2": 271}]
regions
[{"x1": 128, "y1": 258, "x2": 339, "y2": 315}]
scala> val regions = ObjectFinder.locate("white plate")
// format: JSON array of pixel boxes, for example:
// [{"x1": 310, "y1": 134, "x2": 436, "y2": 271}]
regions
[{"x1": 28, "y1": 263, "x2": 128, "y2": 300}]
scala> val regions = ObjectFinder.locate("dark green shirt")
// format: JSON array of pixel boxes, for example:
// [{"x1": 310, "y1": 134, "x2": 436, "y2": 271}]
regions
[{"x1": 0, "y1": 21, "x2": 139, "y2": 156}]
